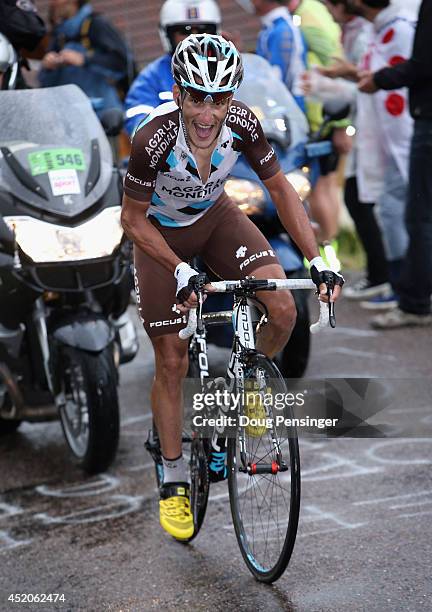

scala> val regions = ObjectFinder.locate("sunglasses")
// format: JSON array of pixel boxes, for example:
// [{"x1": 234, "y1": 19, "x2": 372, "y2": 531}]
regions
[
  {"x1": 183, "y1": 85, "x2": 233, "y2": 104},
  {"x1": 167, "y1": 23, "x2": 218, "y2": 37}
]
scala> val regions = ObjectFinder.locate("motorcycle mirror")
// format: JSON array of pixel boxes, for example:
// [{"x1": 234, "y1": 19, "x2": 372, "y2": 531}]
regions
[
  {"x1": 267, "y1": 115, "x2": 292, "y2": 150},
  {"x1": 0, "y1": 217, "x2": 14, "y2": 253},
  {"x1": 99, "y1": 108, "x2": 125, "y2": 137},
  {"x1": 283, "y1": 114, "x2": 292, "y2": 148}
]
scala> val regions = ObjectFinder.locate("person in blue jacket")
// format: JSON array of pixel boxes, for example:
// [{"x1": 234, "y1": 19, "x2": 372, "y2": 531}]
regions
[
  {"x1": 124, "y1": 0, "x2": 221, "y2": 136},
  {"x1": 39, "y1": 0, "x2": 131, "y2": 116},
  {"x1": 249, "y1": 0, "x2": 306, "y2": 112}
]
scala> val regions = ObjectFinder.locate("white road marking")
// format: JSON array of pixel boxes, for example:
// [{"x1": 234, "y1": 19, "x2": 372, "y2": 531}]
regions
[
  {"x1": 34, "y1": 494, "x2": 146, "y2": 525},
  {"x1": 125, "y1": 461, "x2": 155, "y2": 472},
  {"x1": 327, "y1": 347, "x2": 396, "y2": 361},
  {"x1": 390, "y1": 499, "x2": 432, "y2": 510},
  {"x1": 330, "y1": 326, "x2": 379, "y2": 338},
  {"x1": 122, "y1": 413, "x2": 153, "y2": 426},
  {"x1": 0, "y1": 501, "x2": 24, "y2": 519},
  {"x1": 302, "y1": 504, "x2": 366, "y2": 529},
  {"x1": 354, "y1": 490, "x2": 432, "y2": 506},
  {"x1": 36, "y1": 474, "x2": 120, "y2": 498},
  {"x1": 0, "y1": 530, "x2": 32, "y2": 552},
  {"x1": 366, "y1": 439, "x2": 432, "y2": 465},
  {"x1": 301, "y1": 452, "x2": 382, "y2": 481},
  {"x1": 387, "y1": 406, "x2": 430, "y2": 415},
  {"x1": 396, "y1": 509, "x2": 432, "y2": 519}
]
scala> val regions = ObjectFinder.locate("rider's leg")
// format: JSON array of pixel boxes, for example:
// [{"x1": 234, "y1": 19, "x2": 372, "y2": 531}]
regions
[
  {"x1": 309, "y1": 173, "x2": 340, "y2": 243},
  {"x1": 150, "y1": 333, "x2": 189, "y2": 461},
  {"x1": 150, "y1": 333, "x2": 194, "y2": 539},
  {"x1": 251, "y1": 263, "x2": 296, "y2": 358}
]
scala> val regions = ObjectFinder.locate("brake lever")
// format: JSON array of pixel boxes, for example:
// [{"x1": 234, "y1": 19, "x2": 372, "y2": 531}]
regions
[
  {"x1": 326, "y1": 284, "x2": 336, "y2": 328},
  {"x1": 197, "y1": 290, "x2": 204, "y2": 333}
]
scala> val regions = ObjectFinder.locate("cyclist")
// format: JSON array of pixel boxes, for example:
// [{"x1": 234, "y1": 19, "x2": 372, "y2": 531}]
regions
[
  {"x1": 121, "y1": 34, "x2": 344, "y2": 540},
  {"x1": 124, "y1": 0, "x2": 221, "y2": 136}
]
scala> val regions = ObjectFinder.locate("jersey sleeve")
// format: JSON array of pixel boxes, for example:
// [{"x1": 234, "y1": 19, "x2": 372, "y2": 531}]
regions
[
  {"x1": 123, "y1": 105, "x2": 179, "y2": 201},
  {"x1": 123, "y1": 126, "x2": 158, "y2": 202},
  {"x1": 227, "y1": 102, "x2": 281, "y2": 180}
]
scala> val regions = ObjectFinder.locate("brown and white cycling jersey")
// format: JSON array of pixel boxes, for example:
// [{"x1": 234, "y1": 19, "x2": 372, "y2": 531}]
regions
[{"x1": 124, "y1": 100, "x2": 280, "y2": 227}]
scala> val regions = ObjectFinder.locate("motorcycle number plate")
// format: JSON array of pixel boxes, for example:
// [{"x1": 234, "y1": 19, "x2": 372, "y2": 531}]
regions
[{"x1": 28, "y1": 148, "x2": 86, "y2": 176}]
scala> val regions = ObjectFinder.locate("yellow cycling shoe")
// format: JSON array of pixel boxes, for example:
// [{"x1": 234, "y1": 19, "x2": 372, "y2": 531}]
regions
[
  {"x1": 244, "y1": 380, "x2": 269, "y2": 438},
  {"x1": 159, "y1": 483, "x2": 194, "y2": 540}
]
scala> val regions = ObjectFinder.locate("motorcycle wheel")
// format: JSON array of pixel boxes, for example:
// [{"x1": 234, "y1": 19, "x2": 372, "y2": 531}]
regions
[
  {"x1": 0, "y1": 395, "x2": 22, "y2": 435},
  {"x1": 0, "y1": 418, "x2": 21, "y2": 435},
  {"x1": 276, "y1": 287, "x2": 311, "y2": 379},
  {"x1": 59, "y1": 346, "x2": 119, "y2": 474}
]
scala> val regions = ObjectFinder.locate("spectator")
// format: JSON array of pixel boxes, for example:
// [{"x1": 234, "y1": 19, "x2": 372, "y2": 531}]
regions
[
  {"x1": 249, "y1": 0, "x2": 306, "y2": 112},
  {"x1": 305, "y1": 0, "x2": 391, "y2": 301},
  {"x1": 124, "y1": 0, "x2": 222, "y2": 137},
  {"x1": 0, "y1": 32, "x2": 18, "y2": 90},
  {"x1": 39, "y1": 0, "x2": 132, "y2": 115},
  {"x1": 352, "y1": 0, "x2": 415, "y2": 310},
  {"x1": 358, "y1": 0, "x2": 432, "y2": 328},
  {"x1": 0, "y1": 0, "x2": 46, "y2": 53},
  {"x1": 289, "y1": 0, "x2": 351, "y2": 265},
  {"x1": 0, "y1": 0, "x2": 46, "y2": 88}
]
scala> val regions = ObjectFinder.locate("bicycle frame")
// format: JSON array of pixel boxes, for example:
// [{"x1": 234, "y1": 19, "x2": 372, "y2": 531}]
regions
[{"x1": 185, "y1": 277, "x2": 334, "y2": 469}]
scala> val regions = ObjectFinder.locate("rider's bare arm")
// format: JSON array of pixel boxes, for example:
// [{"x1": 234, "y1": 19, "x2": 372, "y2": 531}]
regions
[
  {"x1": 264, "y1": 170, "x2": 319, "y2": 263},
  {"x1": 264, "y1": 171, "x2": 342, "y2": 302},
  {"x1": 121, "y1": 194, "x2": 182, "y2": 273}
]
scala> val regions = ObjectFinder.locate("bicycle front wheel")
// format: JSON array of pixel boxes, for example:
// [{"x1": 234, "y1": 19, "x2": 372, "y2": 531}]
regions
[{"x1": 227, "y1": 353, "x2": 301, "y2": 582}]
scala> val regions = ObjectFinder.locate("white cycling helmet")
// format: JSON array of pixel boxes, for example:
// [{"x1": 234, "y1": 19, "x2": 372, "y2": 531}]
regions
[
  {"x1": 0, "y1": 33, "x2": 18, "y2": 90},
  {"x1": 172, "y1": 34, "x2": 243, "y2": 102},
  {"x1": 159, "y1": 0, "x2": 221, "y2": 54}
]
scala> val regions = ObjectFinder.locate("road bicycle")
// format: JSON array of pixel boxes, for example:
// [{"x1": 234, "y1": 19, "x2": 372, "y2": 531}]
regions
[{"x1": 146, "y1": 276, "x2": 335, "y2": 583}]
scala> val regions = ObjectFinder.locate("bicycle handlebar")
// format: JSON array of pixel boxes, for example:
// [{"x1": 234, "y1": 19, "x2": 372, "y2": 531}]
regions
[{"x1": 178, "y1": 278, "x2": 336, "y2": 340}]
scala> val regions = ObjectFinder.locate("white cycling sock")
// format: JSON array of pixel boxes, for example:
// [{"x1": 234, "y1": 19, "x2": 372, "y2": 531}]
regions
[{"x1": 162, "y1": 454, "x2": 189, "y2": 484}]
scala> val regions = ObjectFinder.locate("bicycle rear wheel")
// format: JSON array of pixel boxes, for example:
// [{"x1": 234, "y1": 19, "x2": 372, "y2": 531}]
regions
[
  {"x1": 187, "y1": 435, "x2": 210, "y2": 541},
  {"x1": 227, "y1": 353, "x2": 301, "y2": 582}
]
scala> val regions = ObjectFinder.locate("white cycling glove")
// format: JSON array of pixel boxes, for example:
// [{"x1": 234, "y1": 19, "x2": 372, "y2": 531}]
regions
[
  {"x1": 309, "y1": 256, "x2": 345, "y2": 293},
  {"x1": 174, "y1": 262, "x2": 200, "y2": 303}
]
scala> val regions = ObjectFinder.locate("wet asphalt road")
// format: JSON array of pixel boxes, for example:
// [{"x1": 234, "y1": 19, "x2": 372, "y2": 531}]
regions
[{"x1": 0, "y1": 279, "x2": 431, "y2": 612}]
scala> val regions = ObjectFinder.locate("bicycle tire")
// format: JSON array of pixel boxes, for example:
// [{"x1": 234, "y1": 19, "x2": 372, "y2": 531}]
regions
[
  {"x1": 185, "y1": 340, "x2": 210, "y2": 541},
  {"x1": 187, "y1": 435, "x2": 210, "y2": 541},
  {"x1": 227, "y1": 352, "x2": 301, "y2": 582}
]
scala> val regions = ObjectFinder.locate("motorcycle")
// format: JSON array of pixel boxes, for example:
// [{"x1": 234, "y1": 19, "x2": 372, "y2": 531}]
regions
[
  {"x1": 203, "y1": 54, "x2": 332, "y2": 378},
  {"x1": 0, "y1": 84, "x2": 138, "y2": 473}
]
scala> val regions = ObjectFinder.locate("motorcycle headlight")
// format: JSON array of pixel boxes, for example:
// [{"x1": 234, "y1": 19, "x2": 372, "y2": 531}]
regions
[
  {"x1": 285, "y1": 170, "x2": 311, "y2": 202},
  {"x1": 5, "y1": 207, "x2": 123, "y2": 263},
  {"x1": 224, "y1": 179, "x2": 265, "y2": 216}
]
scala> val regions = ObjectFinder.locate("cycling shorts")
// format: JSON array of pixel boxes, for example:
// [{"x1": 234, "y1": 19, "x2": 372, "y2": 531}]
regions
[{"x1": 134, "y1": 195, "x2": 280, "y2": 338}]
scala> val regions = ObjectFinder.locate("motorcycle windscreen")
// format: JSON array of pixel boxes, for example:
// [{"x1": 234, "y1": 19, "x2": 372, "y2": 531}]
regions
[
  {"x1": 0, "y1": 85, "x2": 113, "y2": 219},
  {"x1": 235, "y1": 54, "x2": 309, "y2": 149}
]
